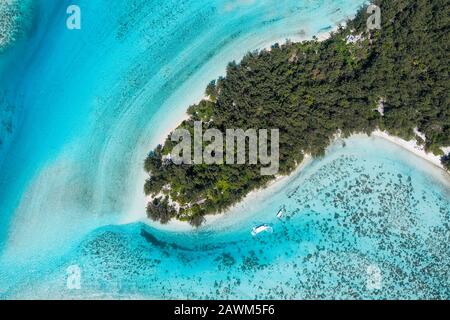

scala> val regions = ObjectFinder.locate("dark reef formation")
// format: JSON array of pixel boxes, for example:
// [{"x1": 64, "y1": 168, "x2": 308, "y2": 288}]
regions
[
  {"x1": 0, "y1": 0, "x2": 33, "y2": 52},
  {"x1": 70, "y1": 151, "x2": 450, "y2": 299}
]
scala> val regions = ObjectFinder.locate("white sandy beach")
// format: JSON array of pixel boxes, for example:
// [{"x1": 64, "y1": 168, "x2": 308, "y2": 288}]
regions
[
  {"x1": 130, "y1": 26, "x2": 341, "y2": 227},
  {"x1": 145, "y1": 154, "x2": 313, "y2": 232},
  {"x1": 144, "y1": 127, "x2": 450, "y2": 232},
  {"x1": 372, "y1": 130, "x2": 448, "y2": 171},
  {"x1": 137, "y1": 24, "x2": 450, "y2": 231}
]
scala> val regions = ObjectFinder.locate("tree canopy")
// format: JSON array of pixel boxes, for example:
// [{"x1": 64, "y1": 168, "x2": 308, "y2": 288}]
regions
[{"x1": 144, "y1": 0, "x2": 450, "y2": 226}]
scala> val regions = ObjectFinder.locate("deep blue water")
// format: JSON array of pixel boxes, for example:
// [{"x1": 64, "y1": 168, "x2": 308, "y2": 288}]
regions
[{"x1": 0, "y1": 0, "x2": 449, "y2": 299}]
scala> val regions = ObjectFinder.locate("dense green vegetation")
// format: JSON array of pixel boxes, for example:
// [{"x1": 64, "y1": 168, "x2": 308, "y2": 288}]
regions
[
  {"x1": 144, "y1": 0, "x2": 450, "y2": 226},
  {"x1": 442, "y1": 154, "x2": 450, "y2": 171}
]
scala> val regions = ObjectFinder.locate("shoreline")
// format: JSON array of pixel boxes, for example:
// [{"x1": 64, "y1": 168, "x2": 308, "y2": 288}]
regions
[
  {"x1": 140, "y1": 27, "x2": 343, "y2": 230},
  {"x1": 147, "y1": 154, "x2": 313, "y2": 232},
  {"x1": 146, "y1": 130, "x2": 449, "y2": 232},
  {"x1": 151, "y1": 19, "x2": 349, "y2": 147},
  {"x1": 201, "y1": 154, "x2": 313, "y2": 227},
  {"x1": 140, "y1": 22, "x2": 449, "y2": 231},
  {"x1": 148, "y1": 25, "x2": 342, "y2": 150},
  {"x1": 372, "y1": 130, "x2": 448, "y2": 171}
]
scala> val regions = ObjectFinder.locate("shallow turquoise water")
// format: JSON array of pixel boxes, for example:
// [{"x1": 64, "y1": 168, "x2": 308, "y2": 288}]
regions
[
  {"x1": 0, "y1": 1, "x2": 449, "y2": 299},
  {"x1": 2, "y1": 136, "x2": 449, "y2": 299},
  {"x1": 0, "y1": 0, "x2": 368, "y2": 254}
]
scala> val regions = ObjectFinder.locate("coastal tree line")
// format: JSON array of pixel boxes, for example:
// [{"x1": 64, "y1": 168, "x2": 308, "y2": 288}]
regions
[{"x1": 144, "y1": 0, "x2": 450, "y2": 226}]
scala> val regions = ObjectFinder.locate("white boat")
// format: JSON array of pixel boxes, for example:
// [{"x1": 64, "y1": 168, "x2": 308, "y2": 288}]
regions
[
  {"x1": 276, "y1": 206, "x2": 286, "y2": 219},
  {"x1": 251, "y1": 224, "x2": 273, "y2": 236}
]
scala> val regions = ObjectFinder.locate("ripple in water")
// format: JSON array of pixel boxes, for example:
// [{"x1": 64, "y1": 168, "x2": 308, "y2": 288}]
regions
[{"x1": 4, "y1": 137, "x2": 448, "y2": 299}]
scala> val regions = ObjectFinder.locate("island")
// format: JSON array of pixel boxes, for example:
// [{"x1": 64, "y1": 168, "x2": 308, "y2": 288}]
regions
[{"x1": 144, "y1": 0, "x2": 450, "y2": 226}]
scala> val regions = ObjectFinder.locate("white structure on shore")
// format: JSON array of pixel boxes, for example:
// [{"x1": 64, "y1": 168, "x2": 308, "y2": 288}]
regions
[
  {"x1": 413, "y1": 127, "x2": 426, "y2": 141},
  {"x1": 346, "y1": 33, "x2": 363, "y2": 44},
  {"x1": 377, "y1": 98, "x2": 385, "y2": 116}
]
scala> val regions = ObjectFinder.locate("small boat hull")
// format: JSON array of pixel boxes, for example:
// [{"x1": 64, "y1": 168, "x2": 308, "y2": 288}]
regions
[
  {"x1": 276, "y1": 206, "x2": 286, "y2": 219},
  {"x1": 251, "y1": 224, "x2": 273, "y2": 236}
]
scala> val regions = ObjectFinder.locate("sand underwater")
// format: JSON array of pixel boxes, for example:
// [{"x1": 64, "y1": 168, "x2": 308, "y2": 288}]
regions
[{"x1": 0, "y1": 0, "x2": 449, "y2": 299}]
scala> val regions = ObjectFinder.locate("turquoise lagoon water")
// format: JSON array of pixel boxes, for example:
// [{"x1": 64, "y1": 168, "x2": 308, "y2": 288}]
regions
[{"x1": 0, "y1": 1, "x2": 449, "y2": 299}]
